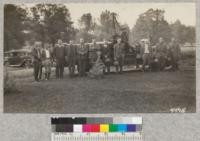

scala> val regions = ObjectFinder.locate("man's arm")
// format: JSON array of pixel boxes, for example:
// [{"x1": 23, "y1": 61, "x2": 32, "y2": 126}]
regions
[
  {"x1": 32, "y1": 49, "x2": 38, "y2": 60},
  {"x1": 113, "y1": 44, "x2": 116, "y2": 59}
]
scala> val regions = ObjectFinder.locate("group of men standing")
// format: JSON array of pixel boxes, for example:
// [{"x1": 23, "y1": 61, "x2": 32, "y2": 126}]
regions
[
  {"x1": 135, "y1": 37, "x2": 181, "y2": 71},
  {"x1": 32, "y1": 42, "x2": 53, "y2": 81},
  {"x1": 32, "y1": 36, "x2": 181, "y2": 82}
]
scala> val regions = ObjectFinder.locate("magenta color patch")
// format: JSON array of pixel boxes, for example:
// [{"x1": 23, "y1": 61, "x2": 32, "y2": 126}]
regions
[{"x1": 82, "y1": 124, "x2": 91, "y2": 132}]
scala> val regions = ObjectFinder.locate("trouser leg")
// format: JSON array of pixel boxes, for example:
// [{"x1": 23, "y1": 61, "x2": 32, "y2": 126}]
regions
[
  {"x1": 47, "y1": 61, "x2": 51, "y2": 79},
  {"x1": 56, "y1": 63, "x2": 59, "y2": 78},
  {"x1": 172, "y1": 59, "x2": 178, "y2": 70},
  {"x1": 78, "y1": 59, "x2": 82, "y2": 76},
  {"x1": 142, "y1": 55, "x2": 147, "y2": 70},
  {"x1": 44, "y1": 63, "x2": 47, "y2": 79},
  {"x1": 34, "y1": 62, "x2": 39, "y2": 81},
  {"x1": 119, "y1": 57, "x2": 124, "y2": 73},
  {"x1": 60, "y1": 62, "x2": 64, "y2": 78},
  {"x1": 107, "y1": 65, "x2": 110, "y2": 74},
  {"x1": 48, "y1": 63, "x2": 51, "y2": 80},
  {"x1": 82, "y1": 59, "x2": 86, "y2": 76},
  {"x1": 71, "y1": 60, "x2": 75, "y2": 75},
  {"x1": 136, "y1": 59, "x2": 139, "y2": 68},
  {"x1": 116, "y1": 65, "x2": 119, "y2": 73},
  {"x1": 160, "y1": 56, "x2": 166, "y2": 70},
  {"x1": 68, "y1": 61, "x2": 72, "y2": 75},
  {"x1": 143, "y1": 54, "x2": 150, "y2": 71},
  {"x1": 38, "y1": 62, "x2": 42, "y2": 80}
]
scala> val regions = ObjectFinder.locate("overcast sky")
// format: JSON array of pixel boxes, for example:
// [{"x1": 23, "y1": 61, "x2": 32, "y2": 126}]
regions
[{"x1": 25, "y1": 3, "x2": 196, "y2": 28}]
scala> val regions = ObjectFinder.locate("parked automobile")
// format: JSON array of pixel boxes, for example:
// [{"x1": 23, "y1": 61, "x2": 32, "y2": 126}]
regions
[{"x1": 4, "y1": 49, "x2": 32, "y2": 68}]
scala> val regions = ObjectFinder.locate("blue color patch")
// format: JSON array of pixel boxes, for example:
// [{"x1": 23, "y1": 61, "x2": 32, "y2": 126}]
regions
[
  {"x1": 127, "y1": 124, "x2": 136, "y2": 132},
  {"x1": 117, "y1": 124, "x2": 127, "y2": 132}
]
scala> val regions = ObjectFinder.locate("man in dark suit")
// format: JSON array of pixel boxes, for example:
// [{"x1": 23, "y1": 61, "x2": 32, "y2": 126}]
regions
[
  {"x1": 101, "y1": 39, "x2": 111, "y2": 74},
  {"x1": 140, "y1": 39, "x2": 152, "y2": 71},
  {"x1": 88, "y1": 39, "x2": 98, "y2": 68},
  {"x1": 32, "y1": 42, "x2": 43, "y2": 81},
  {"x1": 168, "y1": 37, "x2": 181, "y2": 70},
  {"x1": 135, "y1": 41, "x2": 142, "y2": 69},
  {"x1": 77, "y1": 38, "x2": 88, "y2": 76},
  {"x1": 113, "y1": 37, "x2": 125, "y2": 74},
  {"x1": 53, "y1": 39, "x2": 66, "y2": 79},
  {"x1": 42, "y1": 43, "x2": 52, "y2": 80},
  {"x1": 156, "y1": 37, "x2": 168, "y2": 70},
  {"x1": 67, "y1": 40, "x2": 77, "y2": 77}
]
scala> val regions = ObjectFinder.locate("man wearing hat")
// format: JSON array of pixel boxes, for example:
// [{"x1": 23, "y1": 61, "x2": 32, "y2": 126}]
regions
[
  {"x1": 32, "y1": 41, "x2": 43, "y2": 81},
  {"x1": 88, "y1": 39, "x2": 98, "y2": 69},
  {"x1": 113, "y1": 37, "x2": 125, "y2": 74},
  {"x1": 156, "y1": 37, "x2": 168, "y2": 70},
  {"x1": 77, "y1": 38, "x2": 89, "y2": 76},
  {"x1": 42, "y1": 43, "x2": 52, "y2": 80},
  {"x1": 67, "y1": 40, "x2": 77, "y2": 77},
  {"x1": 141, "y1": 39, "x2": 152, "y2": 71},
  {"x1": 53, "y1": 39, "x2": 66, "y2": 79},
  {"x1": 168, "y1": 37, "x2": 181, "y2": 70},
  {"x1": 101, "y1": 39, "x2": 112, "y2": 74}
]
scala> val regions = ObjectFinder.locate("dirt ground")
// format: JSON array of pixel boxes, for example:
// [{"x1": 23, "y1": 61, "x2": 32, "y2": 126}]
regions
[{"x1": 4, "y1": 64, "x2": 196, "y2": 113}]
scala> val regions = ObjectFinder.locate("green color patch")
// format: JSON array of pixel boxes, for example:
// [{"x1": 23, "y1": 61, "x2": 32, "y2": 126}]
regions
[{"x1": 109, "y1": 124, "x2": 118, "y2": 132}]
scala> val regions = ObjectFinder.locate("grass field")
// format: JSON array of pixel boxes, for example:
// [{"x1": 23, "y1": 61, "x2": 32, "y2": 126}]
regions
[{"x1": 4, "y1": 58, "x2": 196, "y2": 113}]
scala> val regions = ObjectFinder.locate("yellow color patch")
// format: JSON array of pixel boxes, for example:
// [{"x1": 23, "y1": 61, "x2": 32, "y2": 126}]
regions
[{"x1": 100, "y1": 124, "x2": 109, "y2": 132}]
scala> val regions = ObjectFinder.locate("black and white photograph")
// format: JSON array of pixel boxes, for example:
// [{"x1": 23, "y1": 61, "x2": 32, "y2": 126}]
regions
[{"x1": 3, "y1": 3, "x2": 196, "y2": 113}]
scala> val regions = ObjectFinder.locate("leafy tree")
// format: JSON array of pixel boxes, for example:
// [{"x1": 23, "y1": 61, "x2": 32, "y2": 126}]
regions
[
  {"x1": 77, "y1": 13, "x2": 96, "y2": 42},
  {"x1": 79, "y1": 13, "x2": 96, "y2": 32},
  {"x1": 185, "y1": 26, "x2": 195, "y2": 44},
  {"x1": 30, "y1": 4, "x2": 75, "y2": 45},
  {"x1": 170, "y1": 20, "x2": 195, "y2": 44},
  {"x1": 4, "y1": 4, "x2": 28, "y2": 51},
  {"x1": 132, "y1": 9, "x2": 171, "y2": 44},
  {"x1": 99, "y1": 10, "x2": 120, "y2": 39},
  {"x1": 121, "y1": 23, "x2": 131, "y2": 43}
]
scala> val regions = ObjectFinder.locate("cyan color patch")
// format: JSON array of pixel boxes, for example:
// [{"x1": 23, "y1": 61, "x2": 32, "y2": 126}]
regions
[{"x1": 117, "y1": 124, "x2": 127, "y2": 132}]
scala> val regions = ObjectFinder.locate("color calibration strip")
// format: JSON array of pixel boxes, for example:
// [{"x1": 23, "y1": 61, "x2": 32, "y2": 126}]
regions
[{"x1": 51, "y1": 117, "x2": 143, "y2": 141}]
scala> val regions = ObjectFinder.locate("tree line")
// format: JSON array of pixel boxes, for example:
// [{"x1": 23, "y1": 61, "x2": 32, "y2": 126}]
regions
[{"x1": 4, "y1": 4, "x2": 195, "y2": 51}]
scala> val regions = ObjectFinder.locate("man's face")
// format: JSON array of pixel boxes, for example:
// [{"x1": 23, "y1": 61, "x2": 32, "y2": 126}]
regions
[
  {"x1": 58, "y1": 39, "x2": 62, "y2": 45},
  {"x1": 35, "y1": 42, "x2": 41, "y2": 49},
  {"x1": 159, "y1": 38, "x2": 163, "y2": 43},
  {"x1": 117, "y1": 38, "x2": 121, "y2": 43},
  {"x1": 80, "y1": 38, "x2": 84, "y2": 43},
  {"x1": 140, "y1": 41, "x2": 144, "y2": 46},
  {"x1": 92, "y1": 39, "x2": 96, "y2": 43},
  {"x1": 36, "y1": 45, "x2": 39, "y2": 49},
  {"x1": 144, "y1": 41, "x2": 148, "y2": 45},
  {"x1": 171, "y1": 38, "x2": 175, "y2": 42},
  {"x1": 104, "y1": 43, "x2": 108, "y2": 48},
  {"x1": 44, "y1": 43, "x2": 49, "y2": 49},
  {"x1": 69, "y1": 40, "x2": 73, "y2": 44},
  {"x1": 103, "y1": 39, "x2": 107, "y2": 45}
]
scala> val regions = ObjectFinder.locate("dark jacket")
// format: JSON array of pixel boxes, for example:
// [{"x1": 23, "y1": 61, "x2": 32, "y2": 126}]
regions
[
  {"x1": 77, "y1": 43, "x2": 88, "y2": 59},
  {"x1": 101, "y1": 44, "x2": 111, "y2": 61},
  {"x1": 53, "y1": 45, "x2": 66, "y2": 60},
  {"x1": 113, "y1": 42, "x2": 125, "y2": 58},
  {"x1": 88, "y1": 43, "x2": 99, "y2": 59},
  {"x1": 140, "y1": 43, "x2": 152, "y2": 55},
  {"x1": 67, "y1": 44, "x2": 77, "y2": 58},
  {"x1": 42, "y1": 49, "x2": 52, "y2": 60},
  {"x1": 32, "y1": 48, "x2": 42, "y2": 62},
  {"x1": 156, "y1": 42, "x2": 167, "y2": 57},
  {"x1": 168, "y1": 41, "x2": 181, "y2": 61}
]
